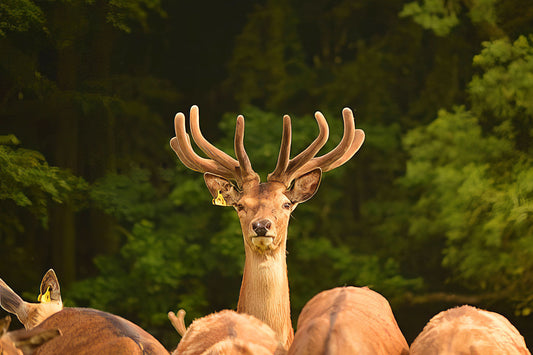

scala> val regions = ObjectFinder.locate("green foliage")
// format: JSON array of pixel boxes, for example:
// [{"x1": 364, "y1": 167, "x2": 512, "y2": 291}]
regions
[
  {"x1": 400, "y1": 0, "x2": 460, "y2": 36},
  {"x1": 0, "y1": 0, "x2": 44, "y2": 37},
  {"x1": 401, "y1": 33, "x2": 533, "y2": 313},
  {"x1": 0, "y1": 135, "x2": 88, "y2": 227},
  {"x1": 400, "y1": 0, "x2": 499, "y2": 36},
  {"x1": 68, "y1": 167, "x2": 243, "y2": 347},
  {"x1": 470, "y1": 35, "x2": 533, "y2": 152},
  {"x1": 289, "y1": 235, "x2": 423, "y2": 310},
  {"x1": 106, "y1": 0, "x2": 165, "y2": 33}
]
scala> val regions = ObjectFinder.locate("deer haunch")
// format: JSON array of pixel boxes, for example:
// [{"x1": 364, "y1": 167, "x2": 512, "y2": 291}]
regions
[{"x1": 289, "y1": 286, "x2": 409, "y2": 355}]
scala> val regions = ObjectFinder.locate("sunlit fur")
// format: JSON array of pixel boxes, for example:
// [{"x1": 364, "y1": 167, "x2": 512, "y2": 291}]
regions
[
  {"x1": 1, "y1": 316, "x2": 60, "y2": 355},
  {"x1": 0, "y1": 278, "x2": 62, "y2": 330},
  {"x1": 289, "y1": 287, "x2": 409, "y2": 355},
  {"x1": 1, "y1": 272, "x2": 168, "y2": 354},
  {"x1": 174, "y1": 310, "x2": 286, "y2": 355},
  {"x1": 233, "y1": 182, "x2": 298, "y2": 349},
  {"x1": 410, "y1": 305, "x2": 530, "y2": 355}
]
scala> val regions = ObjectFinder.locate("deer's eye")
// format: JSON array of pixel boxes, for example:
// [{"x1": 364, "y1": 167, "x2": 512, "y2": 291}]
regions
[
  {"x1": 235, "y1": 204, "x2": 245, "y2": 212},
  {"x1": 282, "y1": 202, "x2": 292, "y2": 210}
]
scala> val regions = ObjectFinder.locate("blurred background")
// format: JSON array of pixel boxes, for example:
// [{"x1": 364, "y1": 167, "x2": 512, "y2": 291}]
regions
[{"x1": 1, "y1": 0, "x2": 532, "y2": 350}]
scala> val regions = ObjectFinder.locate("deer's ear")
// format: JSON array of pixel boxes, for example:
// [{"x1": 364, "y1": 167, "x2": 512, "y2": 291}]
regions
[
  {"x1": 204, "y1": 173, "x2": 241, "y2": 206},
  {"x1": 285, "y1": 168, "x2": 322, "y2": 204},
  {"x1": 0, "y1": 280, "x2": 30, "y2": 326},
  {"x1": 39, "y1": 269, "x2": 61, "y2": 304}
]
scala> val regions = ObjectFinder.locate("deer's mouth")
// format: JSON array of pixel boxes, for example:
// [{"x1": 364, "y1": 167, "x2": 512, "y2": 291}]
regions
[{"x1": 251, "y1": 236, "x2": 274, "y2": 251}]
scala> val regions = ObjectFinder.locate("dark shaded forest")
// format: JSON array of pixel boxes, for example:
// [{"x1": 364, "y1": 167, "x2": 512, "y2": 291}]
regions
[{"x1": 1, "y1": 0, "x2": 532, "y2": 350}]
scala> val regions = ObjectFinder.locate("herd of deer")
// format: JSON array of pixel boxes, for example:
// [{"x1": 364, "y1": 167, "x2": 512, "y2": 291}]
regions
[{"x1": 0, "y1": 105, "x2": 530, "y2": 354}]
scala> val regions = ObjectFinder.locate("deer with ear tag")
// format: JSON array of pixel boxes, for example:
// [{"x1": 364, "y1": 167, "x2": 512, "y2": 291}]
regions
[
  {"x1": 0, "y1": 269, "x2": 63, "y2": 330},
  {"x1": 1, "y1": 270, "x2": 169, "y2": 354},
  {"x1": 169, "y1": 105, "x2": 365, "y2": 348}
]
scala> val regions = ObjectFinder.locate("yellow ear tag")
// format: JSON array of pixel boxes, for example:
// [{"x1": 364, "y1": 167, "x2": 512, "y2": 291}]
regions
[
  {"x1": 38, "y1": 286, "x2": 51, "y2": 303},
  {"x1": 212, "y1": 190, "x2": 227, "y2": 206}
]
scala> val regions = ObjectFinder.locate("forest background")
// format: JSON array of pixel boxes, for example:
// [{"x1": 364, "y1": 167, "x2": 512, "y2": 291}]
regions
[{"x1": 1, "y1": 0, "x2": 532, "y2": 349}]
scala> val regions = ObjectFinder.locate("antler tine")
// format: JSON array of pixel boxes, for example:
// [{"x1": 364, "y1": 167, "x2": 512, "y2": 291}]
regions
[
  {"x1": 267, "y1": 110, "x2": 329, "y2": 186},
  {"x1": 235, "y1": 115, "x2": 260, "y2": 187},
  {"x1": 170, "y1": 112, "x2": 235, "y2": 180},
  {"x1": 170, "y1": 136, "x2": 202, "y2": 172},
  {"x1": 189, "y1": 105, "x2": 239, "y2": 172},
  {"x1": 283, "y1": 111, "x2": 329, "y2": 177},
  {"x1": 296, "y1": 107, "x2": 359, "y2": 175},
  {"x1": 317, "y1": 129, "x2": 365, "y2": 172},
  {"x1": 268, "y1": 114, "x2": 292, "y2": 181}
]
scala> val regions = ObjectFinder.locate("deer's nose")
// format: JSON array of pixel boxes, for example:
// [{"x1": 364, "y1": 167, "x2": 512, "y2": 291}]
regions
[{"x1": 252, "y1": 219, "x2": 272, "y2": 236}]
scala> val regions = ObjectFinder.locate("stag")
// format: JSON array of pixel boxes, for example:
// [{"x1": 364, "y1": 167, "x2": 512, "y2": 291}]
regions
[
  {"x1": 0, "y1": 270, "x2": 169, "y2": 354},
  {"x1": 410, "y1": 305, "x2": 530, "y2": 355},
  {"x1": 288, "y1": 287, "x2": 409, "y2": 355},
  {"x1": 170, "y1": 106, "x2": 364, "y2": 348}
]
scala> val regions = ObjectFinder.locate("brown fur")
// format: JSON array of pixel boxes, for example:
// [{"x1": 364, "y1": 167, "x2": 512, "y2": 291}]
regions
[
  {"x1": 1, "y1": 272, "x2": 168, "y2": 354},
  {"x1": 289, "y1": 287, "x2": 409, "y2": 355},
  {"x1": 207, "y1": 177, "x2": 319, "y2": 349},
  {"x1": 410, "y1": 305, "x2": 530, "y2": 355},
  {"x1": 23, "y1": 308, "x2": 168, "y2": 354},
  {"x1": 174, "y1": 310, "x2": 286, "y2": 355},
  {"x1": 0, "y1": 315, "x2": 60, "y2": 355}
]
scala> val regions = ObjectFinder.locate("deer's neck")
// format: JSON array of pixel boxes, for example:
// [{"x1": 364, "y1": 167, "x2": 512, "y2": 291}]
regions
[{"x1": 237, "y1": 242, "x2": 293, "y2": 349}]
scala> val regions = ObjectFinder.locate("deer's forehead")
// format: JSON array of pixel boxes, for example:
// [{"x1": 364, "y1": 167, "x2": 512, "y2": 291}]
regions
[{"x1": 239, "y1": 183, "x2": 289, "y2": 205}]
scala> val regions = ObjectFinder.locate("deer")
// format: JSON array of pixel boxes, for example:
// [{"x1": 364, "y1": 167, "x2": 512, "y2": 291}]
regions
[
  {"x1": 288, "y1": 286, "x2": 409, "y2": 355},
  {"x1": 1, "y1": 315, "x2": 60, "y2": 355},
  {"x1": 0, "y1": 269, "x2": 169, "y2": 354},
  {"x1": 410, "y1": 305, "x2": 530, "y2": 355},
  {"x1": 170, "y1": 309, "x2": 286, "y2": 355},
  {"x1": 169, "y1": 105, "x2": 365, "y2": 348},
  {"x1": 0, "y1": 269, "x2": 63, "y2": 330}
]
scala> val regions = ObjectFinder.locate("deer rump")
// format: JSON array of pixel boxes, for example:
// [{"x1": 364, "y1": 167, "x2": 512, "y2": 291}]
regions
[
  {"x1": 289, "y1": 287, "x2": 409, "y2": 355},
  {"x1": 27, "y1": 307, "x2": 168, "y2": 355},
  {"x1": 410, "y1": 305, "x2": 530, "y2": 355}
]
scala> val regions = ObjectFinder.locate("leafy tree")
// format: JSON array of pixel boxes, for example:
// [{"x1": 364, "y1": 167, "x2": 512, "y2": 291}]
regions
[
  {"x1": 401, "y1": 35, "x2": 533, "y2": 315},
  {"x1": 0, "y1": 0, "x2": 173, "y2": 286},
  {"x1": 0, "y1": 0, "x2": 44, "y2": 37},
  {"x1": 400, "y1": 0, "x2": 504, "y2": 38},
  {"x1": 0, "y1": 135, "x2": 87, "y2": 292}
]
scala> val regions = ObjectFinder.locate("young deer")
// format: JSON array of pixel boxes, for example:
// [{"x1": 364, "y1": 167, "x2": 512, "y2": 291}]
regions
[
  {"x1": 288, "y1": 287, "x2": 409, "y2": 355},
  {"x1": 410, "y1": 305, "x2": 530, "y2": 355},
  {"x1": 0, "y1": 270, "x2": 169, "y2": 354},
  {"x1": 172, "y1": 309, "x2": 286, "y2": 355},
  {"x1": 169, "y1": 105, "x2": 365, "y2": 348}
]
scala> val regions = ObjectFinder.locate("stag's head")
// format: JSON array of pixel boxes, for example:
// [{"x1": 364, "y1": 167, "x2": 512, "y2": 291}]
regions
[{"x1": 170, "y1": 106, "x2": 364, "y2": 255}]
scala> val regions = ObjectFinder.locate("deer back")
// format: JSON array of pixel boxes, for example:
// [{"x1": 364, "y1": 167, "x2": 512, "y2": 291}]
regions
[
  {"x1": 26, "y1": 308, "x2": 168, "y2": 355},
  {"x1": 289, "y1": 286, "x2": 409, "y2": 355},
  {"x1": 410, "y1": 305, "x2": 530, "y2": 355},
  {"x1": 174, "y1": 310, "x2": 286, "y2": 355}
]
